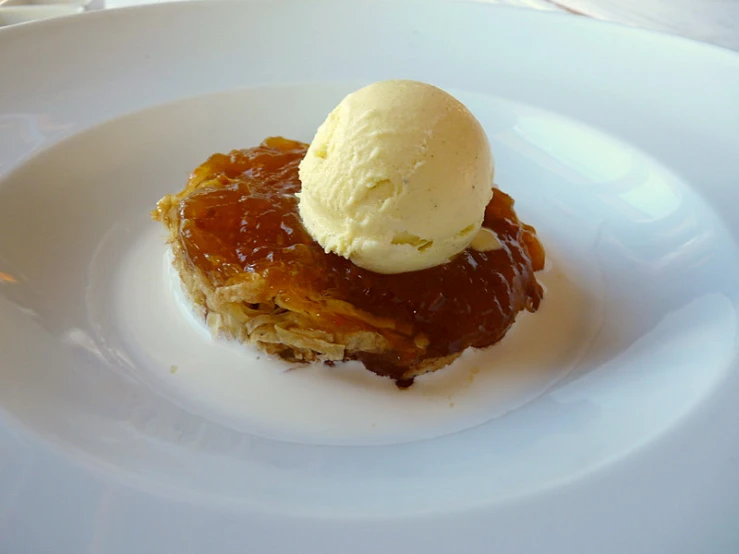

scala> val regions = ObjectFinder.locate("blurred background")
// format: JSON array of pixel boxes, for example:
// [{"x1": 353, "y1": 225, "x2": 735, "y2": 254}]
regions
[
  {"x1": 1, "y1": 0, "x2": 739, "y2": 51},
  {"x1": 492, "y1": 0, "x2": 739, "y2": 50}
]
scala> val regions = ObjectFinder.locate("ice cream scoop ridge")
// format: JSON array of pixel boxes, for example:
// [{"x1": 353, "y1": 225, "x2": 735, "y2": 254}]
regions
[{"x1": 298, "y1": 80, "x2": 496, "y2": 274}]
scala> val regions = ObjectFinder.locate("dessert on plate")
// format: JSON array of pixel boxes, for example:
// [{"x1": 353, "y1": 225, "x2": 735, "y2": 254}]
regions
[{"x1": 153, "y1": 80, "x2": 545, "y2": 386}]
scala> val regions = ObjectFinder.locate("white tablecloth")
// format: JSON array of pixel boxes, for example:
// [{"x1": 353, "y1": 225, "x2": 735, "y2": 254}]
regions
[{"x1": 3, "y1": 0, "x2": 739, "y2": 51}]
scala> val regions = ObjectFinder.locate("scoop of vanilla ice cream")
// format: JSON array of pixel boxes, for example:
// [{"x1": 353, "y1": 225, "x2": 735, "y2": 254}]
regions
[{"x1": 298, "y1": 80, "x2": 495, "y2": 274}]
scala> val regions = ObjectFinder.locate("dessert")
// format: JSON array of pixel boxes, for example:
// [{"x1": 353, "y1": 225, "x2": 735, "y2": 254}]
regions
[{"x1": 153, "y1": 81, "x2": 545, "y2": 386}]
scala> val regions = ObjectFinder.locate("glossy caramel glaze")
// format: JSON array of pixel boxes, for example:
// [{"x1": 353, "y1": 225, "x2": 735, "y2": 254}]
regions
[{"x1": 177, "y1": 137, "x2": 545, "y2": 383}]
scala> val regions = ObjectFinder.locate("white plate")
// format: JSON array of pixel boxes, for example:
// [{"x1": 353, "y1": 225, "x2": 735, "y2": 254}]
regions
[
  {"x1": 0, "y1": 5, "x2": 83, "y2": 27},
  {"x1": 1, "y1": 1, "x2": 738, "y2": 552}
]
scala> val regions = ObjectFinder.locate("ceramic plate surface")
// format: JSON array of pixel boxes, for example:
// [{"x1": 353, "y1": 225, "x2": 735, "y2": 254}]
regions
[{"x1": 1, "y1": 1, "x2": 738, "y2": 552}]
